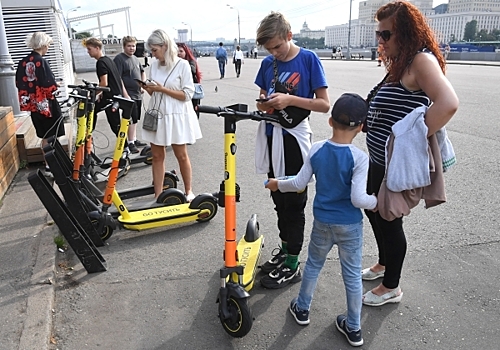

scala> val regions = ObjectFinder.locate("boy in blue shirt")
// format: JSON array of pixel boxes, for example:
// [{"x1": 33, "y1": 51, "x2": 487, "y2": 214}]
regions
[
  {"x1": 254, "y1": 12, "x2": 330, "y2": 289},
  {"x1": 265, "y1": 93, "x2": 378, "y2": 347}
]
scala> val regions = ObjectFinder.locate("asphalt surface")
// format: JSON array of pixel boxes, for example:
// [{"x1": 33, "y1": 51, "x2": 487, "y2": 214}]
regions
[{"x1": 1, "y1": 57, "x2": 499, "y2": 350}]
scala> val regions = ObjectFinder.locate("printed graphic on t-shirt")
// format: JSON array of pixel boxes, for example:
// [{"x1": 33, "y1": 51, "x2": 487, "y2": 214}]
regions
[{"x1": 270, "y1": 71, "x2": 300, "y2": 96}]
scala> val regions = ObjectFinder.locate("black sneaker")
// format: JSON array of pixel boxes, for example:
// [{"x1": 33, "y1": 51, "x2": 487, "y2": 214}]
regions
[
  {"x1": 128, "y1": 142, "x2": 140, "y2": 154},
  {"x1": 260, "y1": 247, "x2": 287, "y2": 274},
  {"x1": 289, "y1": 298, "x2": 310, "y2": 325},
  {"x1": 260, "y1": 265, "x2": 301, "y2": 289},
  {"x1": 335, "y1": 314, "x2": 363, "y2": 347},
  {"x1": 134, "y1": 140, "x2": 147, "y2": 147}
]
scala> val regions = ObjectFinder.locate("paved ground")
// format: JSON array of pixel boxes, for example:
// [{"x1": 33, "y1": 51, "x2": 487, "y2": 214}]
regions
[{"x1": 1, "y1": 57, "x2": 499, "y2": 350}]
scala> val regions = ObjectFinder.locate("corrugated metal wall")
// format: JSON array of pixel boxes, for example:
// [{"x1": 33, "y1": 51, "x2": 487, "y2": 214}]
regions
[{"x1": 2, "y1": 4, "x2": 75, "y2": 99}]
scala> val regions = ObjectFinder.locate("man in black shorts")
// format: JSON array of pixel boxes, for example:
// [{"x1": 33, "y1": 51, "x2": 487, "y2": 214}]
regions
[
  {"x1": 85, "y1": 37, "x2": 130, "y2": 138},
  {"x1": 114, "y1": 36, "x2": 147, "y2": 153}
]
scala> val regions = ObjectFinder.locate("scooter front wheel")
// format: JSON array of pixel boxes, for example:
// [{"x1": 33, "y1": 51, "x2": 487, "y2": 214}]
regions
[
  {"x1": 140, "y1": 146, "x2": 153, "y2": 165},
  {"x1": 91, "y1": 219, "x2": 114, "y2": 241},
  {"x1": 220, "y1": 296, "x2": 253, "y2": 338}
]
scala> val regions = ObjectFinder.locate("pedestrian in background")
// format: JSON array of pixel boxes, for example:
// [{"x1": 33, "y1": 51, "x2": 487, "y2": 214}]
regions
[
  {"x1": 15, "y1": 31, "x2": 65, "y2": 178},
  {"x1": 233, "y1": 45, "x2": 244, "y2": 78},
  {"x1": 215, "y1": 42, "x2": 227, "y2": 79},
  {"x1": 177, "y1": 42, "x2": 202, "y2": 117},
  {"x1": 142, "y1": 29, "x2": 202, "y2": 200},
  {"x1": 114, "y1": 36, "x2": 148, "y2": 154},
  {"x1": 362, "y1": 0, "x2": 459, "y2": 307}
]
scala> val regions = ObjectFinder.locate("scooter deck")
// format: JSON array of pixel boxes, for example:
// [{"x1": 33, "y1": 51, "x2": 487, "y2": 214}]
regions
[
  {"x1": 118, "y1": 204, "x2": 210, "y2": 231},
  {"x1": 235, "y1": 236, "x2": 264, "y2": 292}
]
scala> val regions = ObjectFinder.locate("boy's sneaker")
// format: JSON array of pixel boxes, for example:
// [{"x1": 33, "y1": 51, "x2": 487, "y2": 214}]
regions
[
  {"x1": 260, "y1": 265, "x2": 301, "y2": 289},
  {"x1": 128, "y1": 142, "x2": 140, "y2": 154},
  {"x1": 44, "y1": 166, "x2": 54, "y2": 179},
  {"x1": 335, "y1": 315, "x2": 363, "y2": 347},
  {"x1": 260, "y1": 247, "x2": 287, "y2": 273},
  {"x1": 134, "y1": 140, "x2": 147, "y2": 147},
  {"x1": 289, "y1": 298, "x2": 310, "y2": 325}
]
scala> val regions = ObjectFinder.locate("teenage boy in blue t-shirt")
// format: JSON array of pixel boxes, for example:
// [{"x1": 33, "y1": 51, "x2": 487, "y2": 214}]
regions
[
  {"x1": 266, "y1": 93, "x2": 378, "y2": 347},
  {"x1": 254, "y1": 11, "x2": 330, "y2": 289}
]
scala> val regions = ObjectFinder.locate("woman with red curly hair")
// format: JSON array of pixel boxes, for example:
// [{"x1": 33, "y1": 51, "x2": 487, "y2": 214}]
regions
[
  {"x1": 16, "y1": 32, "x2": 65, "y2": 177},
  {"x1": 361, "y1": 1, "x2": 459, "y2": 306},
  {"x1": 177, "y1": 43, "x2": 202, "y2": 117}
]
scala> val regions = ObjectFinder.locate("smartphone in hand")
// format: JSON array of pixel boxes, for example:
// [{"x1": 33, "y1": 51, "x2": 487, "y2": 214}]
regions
[
  {"x1": 256, "y1": 98, "x2": 270, "y2": 102},
  {"x1": 135, "y1": 79, "x2": 157, "y2": 86}
]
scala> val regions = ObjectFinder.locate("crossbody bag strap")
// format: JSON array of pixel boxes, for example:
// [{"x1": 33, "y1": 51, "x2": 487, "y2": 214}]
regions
[{"x1": 151, "y1": 60, "x2": 181, "y2": 109}]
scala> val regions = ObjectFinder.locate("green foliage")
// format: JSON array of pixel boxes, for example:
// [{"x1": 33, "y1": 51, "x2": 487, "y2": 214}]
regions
[
  {"x1": 53, "y1": 235, "x2": 65, "y2": 249},
  {"x1": 292, "y1": 36, "x2": 326, "y2": 49},
  {"x1": 463, "y1": 20, "x2": 477, "y2": 41}
]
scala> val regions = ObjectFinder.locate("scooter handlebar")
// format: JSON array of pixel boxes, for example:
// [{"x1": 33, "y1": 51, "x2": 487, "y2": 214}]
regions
[
  {"x1": 197, "y1": 104, "x2": 280, "y2": 123},
  {"x1": 197, "y1": 105, "x2": 224, "y2": 114}
]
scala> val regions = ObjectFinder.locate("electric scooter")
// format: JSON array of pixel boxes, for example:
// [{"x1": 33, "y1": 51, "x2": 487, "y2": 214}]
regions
[
  {"x1": 90, "y1": 95, "x2": 218, "y2": 239},
  {"x1": 63, "y1": 85, "x2": 178, "y2": 203},
  {"x1": 197, "y1": 104, "x2": 279, "y2": 338}
]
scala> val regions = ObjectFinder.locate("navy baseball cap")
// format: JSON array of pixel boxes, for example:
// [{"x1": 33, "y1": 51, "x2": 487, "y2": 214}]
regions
[{"x1": 331, "y1": 93, "x2": 368, "y2": 127}]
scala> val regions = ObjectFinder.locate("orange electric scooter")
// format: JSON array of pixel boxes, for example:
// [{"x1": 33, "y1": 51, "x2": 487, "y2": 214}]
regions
[{"x1": 197, "y1": 104, "x2": 279, "y2": 338}]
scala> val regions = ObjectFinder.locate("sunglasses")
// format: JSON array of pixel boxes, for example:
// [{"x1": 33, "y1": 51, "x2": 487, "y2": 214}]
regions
[{"x1": 376, "y1": 30, "x2": 393, "y2": 41}]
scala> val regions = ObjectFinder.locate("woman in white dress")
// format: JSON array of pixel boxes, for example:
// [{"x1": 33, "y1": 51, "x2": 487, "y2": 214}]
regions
[{"x1": 142, "y1": 29, "x2": 202, "y2": 200}]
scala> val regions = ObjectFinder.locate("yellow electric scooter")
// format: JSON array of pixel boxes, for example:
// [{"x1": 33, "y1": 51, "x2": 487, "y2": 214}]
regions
[
  {"x1": 197, "y1": 104, "x2": 279, "y2": 338},
  {"x1": 91, "y1": 96, "x2": 218, "y2": 237}
]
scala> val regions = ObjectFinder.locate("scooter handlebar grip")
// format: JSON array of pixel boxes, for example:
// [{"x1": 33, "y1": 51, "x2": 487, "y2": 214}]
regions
[{"x1": 197, "y1": 105, "x2": 223, "y2": 114}]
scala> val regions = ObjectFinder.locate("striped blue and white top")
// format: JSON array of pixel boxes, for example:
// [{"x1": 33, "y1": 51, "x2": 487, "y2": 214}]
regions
[{"x1": 366, "y1": 82, "x2": 431, "y2": 167}]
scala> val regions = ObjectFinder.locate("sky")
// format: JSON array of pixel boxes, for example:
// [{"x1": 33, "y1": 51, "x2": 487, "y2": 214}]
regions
[{"x1": 59, "y1": 0, "x2": 446, "y2": 42}]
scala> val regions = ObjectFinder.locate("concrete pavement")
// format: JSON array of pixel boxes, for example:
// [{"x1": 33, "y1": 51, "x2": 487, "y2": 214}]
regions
[{"x1": 1, "y1": 57, "x2": 499, "y2": 350}]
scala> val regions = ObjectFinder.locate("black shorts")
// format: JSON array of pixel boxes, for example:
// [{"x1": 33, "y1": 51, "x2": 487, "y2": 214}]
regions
[
  {"x1": 31, "y1": 112, "x2": 65, "y2": 139},
  {"x1": 131, "y1": 99, "x2": 142, "y2": 124}
]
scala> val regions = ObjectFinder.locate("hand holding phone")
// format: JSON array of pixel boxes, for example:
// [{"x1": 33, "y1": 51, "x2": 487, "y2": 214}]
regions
[{"x1": 135, "y1": 79, "x2": 157, "y2": 86}]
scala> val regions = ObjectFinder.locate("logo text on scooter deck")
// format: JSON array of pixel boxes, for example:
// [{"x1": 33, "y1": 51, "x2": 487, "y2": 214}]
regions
[
  {"x1": 239, "y1": 247, "x2": 252, "y2": 267},
  {"x1": 142, "y1": 207, "x2": 181, "y2": 216}
]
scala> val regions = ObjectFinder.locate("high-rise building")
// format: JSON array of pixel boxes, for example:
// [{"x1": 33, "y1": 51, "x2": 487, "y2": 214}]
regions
[
  {"x1": 448, "y1": 0, "x2": 500, "y2": 13},
  {"x1": 325, "y1": 0, "x2": 500, "y2": 48}
]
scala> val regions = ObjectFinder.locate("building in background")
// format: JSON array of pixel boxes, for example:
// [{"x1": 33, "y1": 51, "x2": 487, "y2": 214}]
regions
[
  {"x1": 296, "y1": 21, "x2": 324, "y2": 40},
  {"x1": 325, "y1": 0, "x2": 500, "y2": 48}
]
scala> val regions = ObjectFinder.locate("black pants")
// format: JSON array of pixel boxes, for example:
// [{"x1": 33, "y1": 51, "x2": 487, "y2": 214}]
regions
[
  {"x1": 94, "y1": 99, "x2": 121, "y2": 136},
  {"x1": 234, "y1": 59, "x2": 241, "y2": 75},
  {"x1": 364, "y1": 161, "x2": 407, "y2": 289},
  {"x1": 267, "y1": 132, "x2": 308, "y2": 256}
]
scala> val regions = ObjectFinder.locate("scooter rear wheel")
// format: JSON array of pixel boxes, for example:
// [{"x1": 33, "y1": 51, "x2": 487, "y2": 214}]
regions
[
  {"x1": 156, "y1": 189, "x2": 186, "y2": 206},
  {"x1": 220, "y1": 296, "x2": 253, "y2": 338},
  {"x1": 195, "y1": 199, "x2": 218, "y2": 222}
]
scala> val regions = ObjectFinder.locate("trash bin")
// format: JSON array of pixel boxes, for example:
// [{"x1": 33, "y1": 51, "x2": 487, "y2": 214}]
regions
[{"x1": 371, "y1": 48, "x2": 377, "y2": 60}]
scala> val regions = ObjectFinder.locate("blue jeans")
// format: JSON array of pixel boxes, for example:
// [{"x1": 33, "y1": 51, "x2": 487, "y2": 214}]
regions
[
  {"x1": 218, "y1": 60, "x2": 226, "y2": 77},
  {"x1": 297, "y1": 219, "x2": 363, "y2": 331}
]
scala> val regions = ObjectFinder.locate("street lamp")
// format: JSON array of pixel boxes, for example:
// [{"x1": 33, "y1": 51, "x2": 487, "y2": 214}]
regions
[
  {"x1": 182, "y1": 22, "x2": 193, "y2": 49},
  {"x1": 346, "y1": 0, "x2": 352, "y2": 60},
  {"x1": 226, "y1": 4, "x2": 240, "y2": 46},
  {"x1": 66, "y1": 6, "x2": 81, "y2": 39}
]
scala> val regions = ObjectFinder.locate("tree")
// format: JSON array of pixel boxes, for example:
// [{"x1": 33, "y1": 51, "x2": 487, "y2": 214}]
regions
[
  {"x1": 75, "y1": 31, "x2": 92, "y2": 39},
  {"x1": 463, "y1": 20, "x2": 477, "y2": 41}
]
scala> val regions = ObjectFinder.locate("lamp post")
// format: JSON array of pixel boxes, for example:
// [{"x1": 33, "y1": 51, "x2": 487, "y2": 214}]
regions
[
  {"x1": 182, "y1": 22, "x2": 193, "y2": 49},
  {"x1": 346, "y1": 0, "x2": 352, "y2": 60},
  {"x1": 66, "y1": 6, "x2": 81, "y2": 39},
  {"x1": 226, "y1": 4, "x2": 240, "y2": 46}
]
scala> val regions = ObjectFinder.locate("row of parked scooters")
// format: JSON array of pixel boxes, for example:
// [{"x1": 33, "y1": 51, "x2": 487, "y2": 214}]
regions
[{"x1": 28, "y1": 80, "x2": 281, "y2": 338}]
